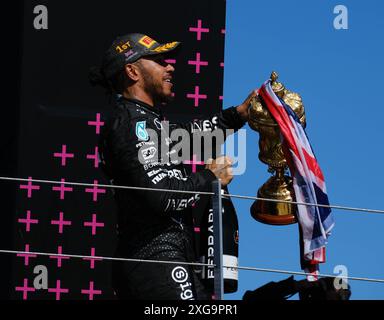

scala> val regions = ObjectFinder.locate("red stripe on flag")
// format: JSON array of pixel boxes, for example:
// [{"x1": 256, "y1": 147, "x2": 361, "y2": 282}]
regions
[
  {"x1": 310, "y1": 247, "x2": 326, "y2": 264},
  {"x1": 302, "y1": 148, "x2": 325, "y2": 182},
  {"x1": 259, "y1": 85, "x2": 300, "y2": 159}
]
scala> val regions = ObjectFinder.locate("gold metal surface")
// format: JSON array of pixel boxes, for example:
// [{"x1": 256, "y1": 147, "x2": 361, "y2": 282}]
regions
[{"x1": 249, "y1": 72, "x2": 306, "y2": 225}]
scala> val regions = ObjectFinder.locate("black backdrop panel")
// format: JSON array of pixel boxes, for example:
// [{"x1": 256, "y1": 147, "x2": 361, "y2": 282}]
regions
[{"x1": 10, "y1": 0, "x2": 226, "y2": 300}]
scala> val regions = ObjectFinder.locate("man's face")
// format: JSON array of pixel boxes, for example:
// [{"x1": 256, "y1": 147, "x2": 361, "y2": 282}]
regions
[{"x1": 137, "y1": 55, "x2": 175, "y2": 104}]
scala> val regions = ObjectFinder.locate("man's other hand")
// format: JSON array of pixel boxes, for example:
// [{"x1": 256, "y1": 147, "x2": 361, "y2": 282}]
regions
[
  {"x1": 205, "y1": 156, "x2": 233, "y2": 186},
  {"x1": 236, "y1": 89, "x2": 258, "y2": 121}
]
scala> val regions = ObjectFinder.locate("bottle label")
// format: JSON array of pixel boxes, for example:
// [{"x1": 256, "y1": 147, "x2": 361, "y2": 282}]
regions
[{"x1": 223, "y1": 255, "x2": 238, "y2": 280}]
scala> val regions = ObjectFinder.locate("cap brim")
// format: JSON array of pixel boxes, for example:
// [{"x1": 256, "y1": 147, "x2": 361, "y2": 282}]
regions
[{"x1": 145, "y1": 41, "x2": 181, "y2": 57}]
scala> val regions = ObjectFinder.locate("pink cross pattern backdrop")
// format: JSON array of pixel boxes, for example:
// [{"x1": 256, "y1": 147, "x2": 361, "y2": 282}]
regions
[
  {"x1": 12, "y1": 0, "x2": 226, "y2": 300},
  {"x1": 14, "y1": 113, "x2": 110, "y2": 299}
]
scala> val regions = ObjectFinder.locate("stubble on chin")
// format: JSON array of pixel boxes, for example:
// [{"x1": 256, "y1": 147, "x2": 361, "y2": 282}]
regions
[{"x1": 142, "y1": 69, "x2": 173, "y2": 105}]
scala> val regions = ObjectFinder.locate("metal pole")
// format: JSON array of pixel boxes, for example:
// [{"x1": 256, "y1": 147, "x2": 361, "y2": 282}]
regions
[{"x1": 212, "y1": 179, "x2": 223, "y2": 300}]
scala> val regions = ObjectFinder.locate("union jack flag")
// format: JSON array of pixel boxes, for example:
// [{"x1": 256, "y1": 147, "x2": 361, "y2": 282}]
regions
[{"x1": 258, "y1": 80, "x2": 335, "y2": 280}]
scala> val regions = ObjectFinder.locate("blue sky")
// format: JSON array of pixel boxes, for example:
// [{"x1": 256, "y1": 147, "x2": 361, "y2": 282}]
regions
[{"x1": 222, "y1": 0, "x2": 384, "y2": 299}]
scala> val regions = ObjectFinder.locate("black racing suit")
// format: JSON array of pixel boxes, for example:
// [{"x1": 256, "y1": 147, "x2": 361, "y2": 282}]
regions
[{"x1": 99, "y1": 97, "x2": 246, "y2": 300}]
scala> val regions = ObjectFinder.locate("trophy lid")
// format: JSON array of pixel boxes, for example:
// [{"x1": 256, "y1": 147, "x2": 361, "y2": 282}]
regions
[{"x1": 271, "y1": 71, "x2": 285, "y2": 95}]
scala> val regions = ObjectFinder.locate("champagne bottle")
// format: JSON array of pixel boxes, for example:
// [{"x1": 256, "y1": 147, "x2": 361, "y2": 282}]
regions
[{"x1": 199, "y1": 186, "x2": 239, "y2": 293}]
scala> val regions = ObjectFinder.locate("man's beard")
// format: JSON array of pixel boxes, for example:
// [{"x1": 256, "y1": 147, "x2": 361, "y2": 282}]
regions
[{"x1": 141, "y1": 67, "x2": 173, "y2": 105}]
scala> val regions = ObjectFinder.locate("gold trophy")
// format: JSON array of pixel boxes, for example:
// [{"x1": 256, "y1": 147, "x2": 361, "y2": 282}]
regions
[{"x1": 248, "y1": 71, "x2": 306, "y2": 225}]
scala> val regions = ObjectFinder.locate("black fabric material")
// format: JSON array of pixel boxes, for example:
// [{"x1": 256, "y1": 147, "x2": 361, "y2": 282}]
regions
[
  {"x1": 99, "y1": 97, "x2": 245, "y2": 299},
  {"x1": 113, "y1": 225, "x2": 210, "y2": 300},
  {"x1": 99, "y1": 97, "x2": 245, "y2": 256}
]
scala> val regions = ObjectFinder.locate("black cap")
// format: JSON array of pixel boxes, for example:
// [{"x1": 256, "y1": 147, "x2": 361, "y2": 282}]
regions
[{"x1": 101, "y1": 33, "x2": 180, "y2": 79}]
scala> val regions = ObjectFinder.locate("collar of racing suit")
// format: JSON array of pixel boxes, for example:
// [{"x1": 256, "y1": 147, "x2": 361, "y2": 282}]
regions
[{"x1": 117, "y1": 96, "x2": 163, "y2": 118}]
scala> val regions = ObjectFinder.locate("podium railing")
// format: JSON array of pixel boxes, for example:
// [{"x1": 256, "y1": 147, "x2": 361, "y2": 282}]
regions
[{"x1": 0, "y1": 176, "x2": 384, "y2": 301}]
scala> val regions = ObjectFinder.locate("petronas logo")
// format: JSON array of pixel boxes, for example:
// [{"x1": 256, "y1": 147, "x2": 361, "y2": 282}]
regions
[{"x1": 136, "y1": 121, "x2": 149, "y2": 141}]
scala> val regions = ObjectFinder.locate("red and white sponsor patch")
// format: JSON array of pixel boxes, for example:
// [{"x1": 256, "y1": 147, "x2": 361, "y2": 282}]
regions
[{"x1": 138, "y1": 36, "x2": 156, "y2": 48}]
